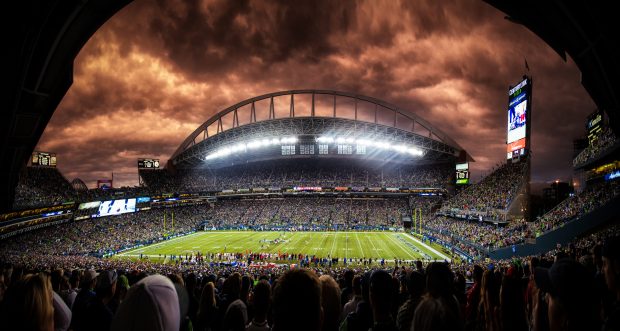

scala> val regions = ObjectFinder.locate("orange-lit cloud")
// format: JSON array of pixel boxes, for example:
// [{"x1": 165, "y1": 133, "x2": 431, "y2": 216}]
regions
[{"x1": 36, "y1": 0, "x2": 596, "y2": 188}]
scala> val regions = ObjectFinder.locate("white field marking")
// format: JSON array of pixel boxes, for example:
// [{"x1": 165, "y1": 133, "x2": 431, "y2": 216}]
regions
[
  {"x1": 117, "y1": 232, "x2": 202, "y2": 256},
  {"x1": 355, "y1": 233, "x2": 364, "y2": 256},
  {"x1": 329, "y1": 233, "x2": 337, "y2": 256},
  {"x1": 386, "y1": 233, "x2": 417, "y2": 260},
  {"x1": 366, "y1": 233, "x2": 380, "y2": 256},
  {"x1": 403, "y1": 233, "x2": 451, "y2": 262}
]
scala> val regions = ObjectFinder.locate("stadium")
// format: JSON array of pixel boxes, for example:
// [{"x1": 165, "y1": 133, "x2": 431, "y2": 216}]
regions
[{"x1": 2, "y1": 2, "x2": 620, "y2": 331}]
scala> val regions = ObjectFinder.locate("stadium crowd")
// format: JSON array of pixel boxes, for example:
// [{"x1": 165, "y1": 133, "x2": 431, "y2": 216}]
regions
[
  {"x1": 13, "y1": 167, "x2": 75, "y2": 210},
  {"x1": 205, "y1": 198, "x2": 409, "y2": 231},
  {"x1": 573, "y1": 126, "x2": 619, "y2": 167},
  {"x1": 140, "y1": 160, "x2": 452, "y2": 193},
  {"x1": 440, "y1": 162, "x2": 527, "y2": 217},
  {"x1": 0, "y1": 204, "x2": 211, "y2": 258},
  {"x1": 531, "y1": 180, "x2": 620, "y2": 235},
  {"x1": 424, "y1": 217, "x2": 530, "y2": 251},
  {"x1": 0, "y1": 220, "x2": 618, "y2": 331},
  {"x1": 423, "y1": 179, "x2": 619, "y2": 255},
  {"x1": 12, "y1": 167, "x2": 158, "y2": 210}
]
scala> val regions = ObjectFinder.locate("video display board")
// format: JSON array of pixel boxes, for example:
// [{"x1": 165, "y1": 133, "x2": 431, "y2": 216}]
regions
[
  {"x1": 95, "y1": 198, "x2": 136, "y2": 217},
  {"x1": 138, "y1": 158, "x2": 160, "y2": 169},
  {"x1": 78, "y1": 201, "x2": 101, "y2": 210},
  {"x1": 455, "y1": 163, "x2": 469, "y2": 185},
  {"x1": 31, "y1": 152, "x2": 57, "y2": 167},
  {"x1": 586, "y1": 110, "x2": 603, "y2": 145},
  {"x1": 507, "y1": 77, "x2": 531, "y2": 159}
]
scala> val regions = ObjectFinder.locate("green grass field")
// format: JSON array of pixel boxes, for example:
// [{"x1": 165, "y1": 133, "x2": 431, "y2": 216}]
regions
[{"x1": 115, "y1": 231, "x2": 451, "y2": 263}]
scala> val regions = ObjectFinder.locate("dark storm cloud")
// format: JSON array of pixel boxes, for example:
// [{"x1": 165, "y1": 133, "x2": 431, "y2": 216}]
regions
[
  {"x1": 143, "y1": 0, "x2": 359, "y2": 76},
  {"x1": 36, "y1": 0, "x2": 596, "y2": 187}
]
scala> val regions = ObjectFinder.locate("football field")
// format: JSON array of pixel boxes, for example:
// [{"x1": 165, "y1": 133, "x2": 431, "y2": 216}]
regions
[{"x1": 115, "y1": 231, "x2": 451, "y2": 263}]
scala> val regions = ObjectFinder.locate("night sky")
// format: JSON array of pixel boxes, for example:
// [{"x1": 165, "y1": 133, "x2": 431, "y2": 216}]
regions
[{"x1": 35, "y1": 0, "x2": 596, "y2": 189}]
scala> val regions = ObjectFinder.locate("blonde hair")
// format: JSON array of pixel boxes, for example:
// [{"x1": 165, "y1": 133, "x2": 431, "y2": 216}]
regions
[{"x1": 0, "y1": 272, "x2": 54, "y2": 331}]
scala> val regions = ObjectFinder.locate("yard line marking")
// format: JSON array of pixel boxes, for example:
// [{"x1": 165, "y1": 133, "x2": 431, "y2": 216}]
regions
[
  {"x1": 404, "y1": 233, "x2": 450, "y2": 262},
  {"x1": 384, "y1": 233, "x2": 416, "y2": 260},
  {"x1": 329, "y1": 233, "x2": 337, "y2": 257},
  {"x1": 355, "y1": 233, "x2": 364, "y2": 258}
]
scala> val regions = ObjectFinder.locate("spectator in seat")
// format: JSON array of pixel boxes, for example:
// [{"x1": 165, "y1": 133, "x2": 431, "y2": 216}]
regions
[
  {"x1": 319, "y1": 275, "x2": 342, "y2": 331},
  {"x1": 71, "y1": 269, "x2": 98, "y2": 331},
  {"x1": 535, "y1": 258, "x2": 600, "y2": 331},
  {"x1": 0, "y1": 272, "x2": 54, "y2": 331},
  {"x1": 272, "y1": 269, "x2": 323, "y2": 331},
  {"x1": 112, "y1": 274, "x2": 180, "y2": 331},
  {"x1": 412, "y1": 296, "x2": 462, "y2": 331},
  {"x1": 87, "y1": 270, "x2": 117, "y2": 331},
  {"x1": 465, "y1": 265, "x2": 483, "y2": 331},
  {"x1": 196, "y1": 282, "x2": 218, "y2": 331},
  {"x1": 341, "y1": 275, "x2": 363, "y2": 321},
  {"x1": 396, "y1": 270, "x2": 425, "y2": 331},
  {"x1": 246, "y1": 279, "x2": 271, "y2": 331},
  {"x1": 369, "y1": 270, "x2": 397, "y2": 331},
  {"x1": 602, "y1": 237, "x2": 620, "y2": 331}
]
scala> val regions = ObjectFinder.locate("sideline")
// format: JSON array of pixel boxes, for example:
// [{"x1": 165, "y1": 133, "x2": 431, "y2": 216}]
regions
[{"x1": 404, "y1": 233, "x2": 451, "y2": 262}]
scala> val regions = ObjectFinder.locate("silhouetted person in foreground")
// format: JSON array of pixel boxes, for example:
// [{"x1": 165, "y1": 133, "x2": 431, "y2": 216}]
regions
[{"x1": 272, "y1": 268, "x2": 323, "y2": 331}]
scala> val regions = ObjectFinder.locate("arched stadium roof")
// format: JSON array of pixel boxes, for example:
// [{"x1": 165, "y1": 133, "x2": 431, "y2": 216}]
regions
[{"x1": 169, "y1": 90, "x2": 472, "y2": 168}]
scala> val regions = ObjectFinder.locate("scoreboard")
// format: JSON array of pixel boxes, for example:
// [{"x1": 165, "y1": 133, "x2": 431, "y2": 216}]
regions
[
  {"x1": 456, "y1": 163, "x2": 469, "y2": 185},
  {"x1": 31, "y1": 152, "x2": 57, "y2": 167},
  {"x1": 586, "y1": 110, "x2": 603, "y2": 145},
  {"x1": 138, "y1": 158, "x2": 160, "y2": 169},
  {"x1": 507, "y1": 77, "x2": 532, "y2": 160}
]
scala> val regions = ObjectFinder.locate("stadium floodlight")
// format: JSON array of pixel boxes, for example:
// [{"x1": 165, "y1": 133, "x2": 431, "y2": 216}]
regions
[
  {"x1": 247, "y1": 140, "x2": 261, "y2": 149},
  {"x1": 316, "y1": 135, "x2": 425, "y2": 158},
  {"x1": 204, "y1": 135, "x2": 299, "y2": 161}
]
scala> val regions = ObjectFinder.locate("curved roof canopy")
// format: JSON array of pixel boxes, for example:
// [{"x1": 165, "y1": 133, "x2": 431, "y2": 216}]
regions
[{"x1": 170, "y1": 90, "x2": 471, "y2": 168}]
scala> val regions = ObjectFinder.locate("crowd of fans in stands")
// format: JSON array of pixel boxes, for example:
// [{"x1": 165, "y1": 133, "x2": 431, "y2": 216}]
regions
[
  {"x1": 440, "y1": 162, "x2": 527, "y2": 216},
  {"x1": 140, "y1": 161, "x2": 452, "y2": 193},
  {"x1": 13, "y1": 167, "x2": 75, "y2": 210},
  {"x1": 205, "y1": 198, "x2": 409, "y2": 231},
  {"x1": 0, "y1": 204, "x2": 211, "y2": 258},
  {"x1": 13, "y1": 167, "x2": 157, "y2": 210},
  {"x1": 573, "y1": 126, "x2": 619, "y2": 166},
  {"x1": 425, "y1": 217, "x2": 530, "y2": 251},
  {"x1": 531, "y1": 180, "x2": 620, "y2": 235},
  {"x1": 14, "y1": 161, "x2": 450, "y2": 211},
  {"x1": 0, "y1": 220, "x2": 618, "y2": 331}
]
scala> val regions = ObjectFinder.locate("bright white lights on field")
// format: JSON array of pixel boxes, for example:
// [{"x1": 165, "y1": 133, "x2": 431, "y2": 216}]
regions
[
  {"x1": 315, "y1": 136, "x2": 424, "y2": 156},
  {"x1": 205, "y1": 136, "x2": 298, "y2": 160}
]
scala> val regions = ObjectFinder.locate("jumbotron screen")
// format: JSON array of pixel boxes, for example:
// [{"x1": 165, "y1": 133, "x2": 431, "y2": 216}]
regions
[
  {"x1": 455, "y1": 163, "x2": 469, "y2": 185},
  {"x1": 31, "y1": 152, "x2": 57, "y2": 167},
  {"x1": 95, "y1": 198, "x2": 136, "y2": 217},
  {"x1": 138, "y1": 158, "x2": 160, "y2": 169},
  {"x1": 507, "y1": 77, "x2": 531, "y2": 159}
]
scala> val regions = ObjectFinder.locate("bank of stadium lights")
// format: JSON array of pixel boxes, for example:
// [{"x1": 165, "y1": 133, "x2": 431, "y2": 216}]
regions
[
  {"x1": 316, "y1": 136, "x2": 424, "y2": 156},
  {"x1": 205, "y1": 136, "x2": 298, "y2": 160}
]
